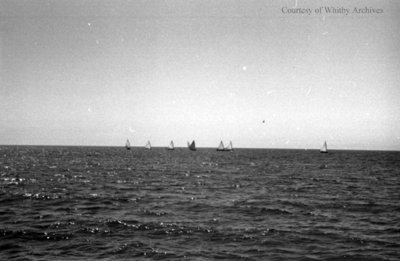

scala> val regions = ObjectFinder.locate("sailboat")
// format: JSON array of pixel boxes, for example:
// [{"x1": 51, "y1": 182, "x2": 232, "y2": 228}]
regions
[
  {"x1": 125, "y1": 139, "x2": 131, "y2": 150},
  {"x1": 188, "y1": 140, "x2": 196, "y2": 151},
  {"x1": 145, "y1": 141, "x2": 151, "y2": 150},
  {"x1": 216, "y1": 141, "x2": 225, "y2": 151},
  {"x1": 224, "y1": 141, "x2": 233, "y2": 152},
  {"x1": 320, "y1": 141, "x2": 328, "y2": 153},
  {"x1": 167, "y1": 140, "x2": 174, "y2": 150}
]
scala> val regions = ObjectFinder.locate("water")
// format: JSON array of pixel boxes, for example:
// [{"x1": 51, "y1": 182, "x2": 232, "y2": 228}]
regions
[{"x1": 0, "y1": 146, "x2": 399, "y2": 260}]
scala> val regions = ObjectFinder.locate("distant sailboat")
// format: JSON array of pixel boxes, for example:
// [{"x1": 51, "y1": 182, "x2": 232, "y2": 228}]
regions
[
  {"x1": 216, "y1": 141, "x2": 225, "y2": 151},
  {"x1": 125, "y1": 139, "x2": 131, "y2": 150},
  {"x1": 188, "y1": 140, "x2": 196, "y2": 151},
  {"x1": 320, "y1": 141, "x2": 328, "y2": 153},
  {"x1": 224, "y1": 141, "x2": 233, "y2": 152},
  {"x1": 167, "y1": 140, "x2": 174, "y2": 150},
  {"x1": 145, "y1": 141, "x2": 151, "y2": 150}
]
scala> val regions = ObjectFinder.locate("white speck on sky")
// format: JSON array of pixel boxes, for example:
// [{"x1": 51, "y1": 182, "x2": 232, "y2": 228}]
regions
[{"x1": 306, "y1": 87, "x2": 312, "y2": 96}]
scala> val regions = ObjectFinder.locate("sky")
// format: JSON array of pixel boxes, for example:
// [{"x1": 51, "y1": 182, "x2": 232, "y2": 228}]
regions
[{"x1": 0, "y1": 0, "x2": 399, "y2": 150}]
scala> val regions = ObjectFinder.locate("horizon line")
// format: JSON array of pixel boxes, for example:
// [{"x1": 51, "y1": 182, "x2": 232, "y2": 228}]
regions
[{"x1": 0, "y1": 144, "x2": 399, "y2": 152}]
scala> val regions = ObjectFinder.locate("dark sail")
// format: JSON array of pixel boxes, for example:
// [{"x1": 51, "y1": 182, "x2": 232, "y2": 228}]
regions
[{"x1": 188, "y1": 140, "x2": 196, "y2": 151}]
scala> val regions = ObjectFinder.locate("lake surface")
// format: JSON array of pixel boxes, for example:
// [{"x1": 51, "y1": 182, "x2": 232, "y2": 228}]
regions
[{"x1": 0, "y1": 146, "x2": 399, "y2": 260}]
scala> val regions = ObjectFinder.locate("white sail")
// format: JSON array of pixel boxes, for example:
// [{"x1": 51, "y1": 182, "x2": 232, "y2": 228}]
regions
[
  {"x1": 225, "y1": 141, "x2": 233, "y2": 151},
  {"x1": 168, "y1": 140, "x2": 174, "y2": 150},
  {"x1": 320, "y1": 141, "x2": 328, "y2": 153},
  {"x1": 125, "y1": 139, "x2": 131, "y2": 150},
  {"x1": 217, "y1": 141, "x2": 225, "y2": 151},
  {"x1": 145, "y1": 141, "x2": 151, "y2": 149}
]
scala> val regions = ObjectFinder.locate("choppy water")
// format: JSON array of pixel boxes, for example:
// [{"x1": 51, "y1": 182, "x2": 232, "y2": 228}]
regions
[{"x1": 0, "y1": 146, "x2": 399, "y2": 260}]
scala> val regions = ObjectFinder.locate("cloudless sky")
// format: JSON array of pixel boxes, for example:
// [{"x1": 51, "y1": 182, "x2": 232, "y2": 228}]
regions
[{"x1": 1, "y1": 0, "x2": 399, "y2": 150}]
